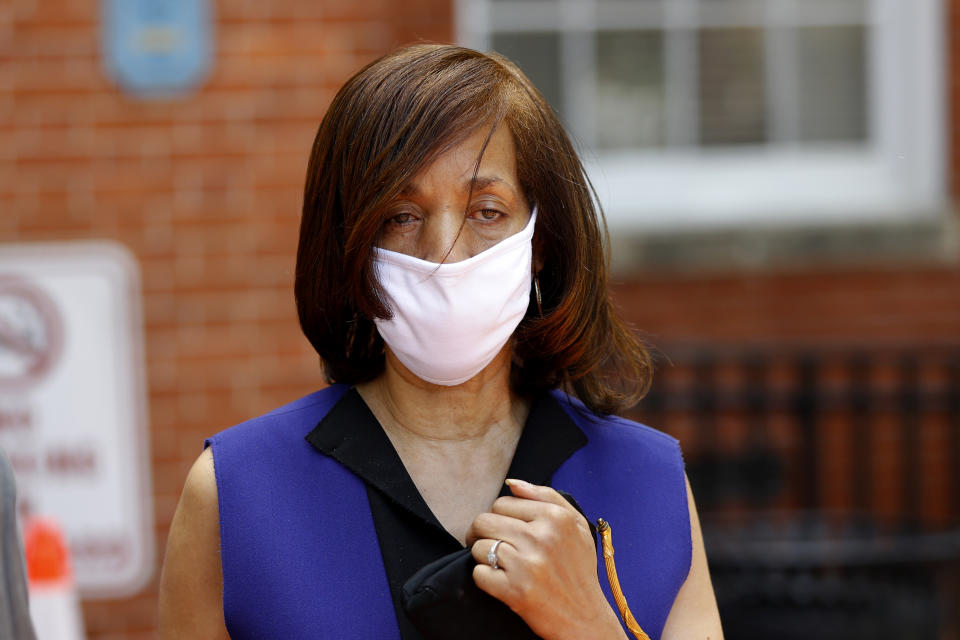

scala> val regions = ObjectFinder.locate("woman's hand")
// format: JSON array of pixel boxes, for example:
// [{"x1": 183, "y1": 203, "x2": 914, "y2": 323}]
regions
[{"x1": 466, "y1": 479, "x2": 628, "y2": 640}]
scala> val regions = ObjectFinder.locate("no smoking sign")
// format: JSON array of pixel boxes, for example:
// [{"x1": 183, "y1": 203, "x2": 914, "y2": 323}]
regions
[{"x1": 0, "y1": 242, "x2": 153, "y2": 599}]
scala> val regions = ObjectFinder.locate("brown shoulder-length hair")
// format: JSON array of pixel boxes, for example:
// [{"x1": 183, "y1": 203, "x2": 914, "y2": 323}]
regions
[{"x1": 295, "y1": 43, "x2": 651, "y2": 415}]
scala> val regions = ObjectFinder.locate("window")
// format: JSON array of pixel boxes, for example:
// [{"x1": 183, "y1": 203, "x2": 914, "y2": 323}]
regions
[{"x1": 457, "y1": 0, "x2": 945, "y2": 232}]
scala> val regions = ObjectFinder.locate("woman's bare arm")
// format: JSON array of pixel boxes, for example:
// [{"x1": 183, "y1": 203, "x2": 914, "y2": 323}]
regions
[
  {"x1": 158, "y1": 447, "x2": 230, "y2": 639},
  {"x1": 660, "y1": 475, "x2": 724, "y2": 640}
]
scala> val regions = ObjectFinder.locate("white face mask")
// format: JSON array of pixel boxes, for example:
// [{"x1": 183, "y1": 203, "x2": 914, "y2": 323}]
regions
[{"x1": 372, "y1": 211, "x2": 537, "y2": 386}]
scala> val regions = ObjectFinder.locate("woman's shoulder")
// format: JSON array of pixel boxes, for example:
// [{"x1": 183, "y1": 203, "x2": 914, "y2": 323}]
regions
[
  {"x1": 547, "y1": 389, "x2": 685, "y2": 483},
  {"x1": 549, "y1": 389, "x2": 681, "y2": 451},
  {"x1": 206, "y1": 384, "x2": 350, "y2": 449}
]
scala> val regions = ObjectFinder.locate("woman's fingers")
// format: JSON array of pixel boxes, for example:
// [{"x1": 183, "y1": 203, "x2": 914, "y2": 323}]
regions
[
  {"x1": 503, "y1": 481, "x2": 593, "y2": 541},
  {"x1": 464, "y1": 510, "x2": 527, "y2": 547},
  {"x1": 472, "y1": 562, "x2": 513, "y2": 602},
  {"x1": 471, "y1": 539, "x2": 541, "y2": 612},
  {"x1": 489, "y1": 495, "x2": 555, "y2": 522},
  {"x1": 505, "y1": 478, "x2": 570, "y2": 507},
  {"x1": 465, "y1": 481, "x2": 621, "y2": 639},
  {"x1": 467, "y1": 481, "x2": 590, "y2": 547},
  {"x1": 470, "y1": 537, "x2": 515, "y2": 571}
]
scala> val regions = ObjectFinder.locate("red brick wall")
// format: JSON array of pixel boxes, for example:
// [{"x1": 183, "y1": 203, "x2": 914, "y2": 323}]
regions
[
  {"x1": 610, "y1": 267, "x2": 960, "y2": 346},
  {"x1": 2, "y1": 1, "x2": 450, "y2": 637}
]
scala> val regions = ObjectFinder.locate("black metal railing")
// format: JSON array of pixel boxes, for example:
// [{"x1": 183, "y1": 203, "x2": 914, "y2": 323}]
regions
[{"x1": 629, "y1": 345, "x2": 960, "y2": 640}]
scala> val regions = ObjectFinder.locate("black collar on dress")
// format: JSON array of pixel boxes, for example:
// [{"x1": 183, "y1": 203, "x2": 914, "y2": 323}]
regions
[{"x1": 305, "y1": 388, "x2": 588, "y2": 539}]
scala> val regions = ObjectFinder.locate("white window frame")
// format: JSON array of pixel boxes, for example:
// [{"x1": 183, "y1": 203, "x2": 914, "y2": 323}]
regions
[{"x1": 456, "y1": 0, "x2": 946, "y2": 233}]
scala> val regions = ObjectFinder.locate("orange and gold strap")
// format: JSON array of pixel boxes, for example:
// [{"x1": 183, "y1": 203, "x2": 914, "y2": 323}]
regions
[{"x1": 597, "y1": 518, "x2": 651, "y2": 640}]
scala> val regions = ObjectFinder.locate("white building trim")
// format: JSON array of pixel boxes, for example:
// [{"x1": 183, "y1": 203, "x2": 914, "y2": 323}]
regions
[{"x1": 456, "y1": 0, "x2": 946, "y2": 233}]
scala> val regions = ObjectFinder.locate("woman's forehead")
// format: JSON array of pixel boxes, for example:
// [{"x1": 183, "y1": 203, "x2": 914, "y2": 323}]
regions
[{"x1": 401, "y1": 126, "x2": 520, "y2": 195}]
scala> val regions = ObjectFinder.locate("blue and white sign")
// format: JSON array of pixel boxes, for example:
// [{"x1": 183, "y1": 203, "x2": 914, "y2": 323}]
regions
[{"x1": 102, "y1": 0, "x2": 214, "y2": 97}]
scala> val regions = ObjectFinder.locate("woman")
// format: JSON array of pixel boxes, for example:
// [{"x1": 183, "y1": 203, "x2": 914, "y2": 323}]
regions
[{"x1": 159, "y1": 44, "x2": 722, "y2": 639}]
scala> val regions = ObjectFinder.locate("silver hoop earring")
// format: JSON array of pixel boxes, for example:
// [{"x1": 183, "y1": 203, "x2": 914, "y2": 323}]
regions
[{"x1": 534, "y1": 276, "x2": 543, "y2": 316}]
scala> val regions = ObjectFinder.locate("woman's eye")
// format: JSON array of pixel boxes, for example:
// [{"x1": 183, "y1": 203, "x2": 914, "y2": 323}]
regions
[
  {"x1": 387, "y1": 212, "x2": 416, "y2": 226},
  {"x1": 476, "y1": 208, "x2": 502, "y2": 221}
]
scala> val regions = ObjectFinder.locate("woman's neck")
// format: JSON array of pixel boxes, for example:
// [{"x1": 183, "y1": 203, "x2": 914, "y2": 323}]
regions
[
  {"x1": 356, "y1": 346, "x2": 528, "y2": 443},
  {"x1": 355, "y1": 346, "x2": 530, "y2": 544}
]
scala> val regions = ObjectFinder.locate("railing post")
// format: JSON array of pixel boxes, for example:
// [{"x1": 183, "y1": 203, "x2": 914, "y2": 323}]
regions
[
  {"x1": 899, "y1": 355, "x2": 921, "y2": 532},
  {"x1": 793, "y1": 355, "x2": 818, "y2": 511},
  {"x1": 949, "y1": 355, "x2": 960, "y2": 527},
  {"x1": 849, "y1": 353, "x2": 872, "y2": 523}
]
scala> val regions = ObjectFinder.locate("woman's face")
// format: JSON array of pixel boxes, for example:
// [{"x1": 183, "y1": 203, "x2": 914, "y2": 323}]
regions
[{"x1": 376, "y1": 125, "x2": 531, "y2": 263}]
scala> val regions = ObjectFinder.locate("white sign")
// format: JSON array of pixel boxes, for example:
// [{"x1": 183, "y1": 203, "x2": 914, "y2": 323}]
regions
[{"x1": 0, "y1": 242, "x2": 153, "y2": 599}]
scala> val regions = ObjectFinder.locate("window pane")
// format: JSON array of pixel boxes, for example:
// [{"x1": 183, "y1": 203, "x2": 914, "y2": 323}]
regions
[
  {"x1": 596, "y1": 31, "x2": 665, "y2": 149},
  {"x1": 795, "y1": 0, "x2": 868, "y2": 23},
  {"x1": 491, "y1": 32, "x2": 564, "y2": 121},
  {"x1": 595, "y1": 0, "x2": 664, "y2": 31},
  {"x1": 796, "y1": 25, "x2": 868, "y2": 142},
  {"x1": 699, "y1": 28, "x2": 767, "y2": 146},
  {"x1": 698, "y1": 0, "x2": 768, "y2": 28}
]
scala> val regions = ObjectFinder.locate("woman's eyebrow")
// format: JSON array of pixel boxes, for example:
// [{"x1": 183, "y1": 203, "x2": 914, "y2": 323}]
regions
[
  {"x1": 470, "y1": 175, "x2": 502, "y2": 190},
  {"x1": 398, "y1": 175, "x2": 516, "y2": 197},
  {"x1": 397, "y1": 183, "x2": 421, "y2": 197},
  {"x1": 468, "y1": 175, "x2": 517, "y2": 195}
]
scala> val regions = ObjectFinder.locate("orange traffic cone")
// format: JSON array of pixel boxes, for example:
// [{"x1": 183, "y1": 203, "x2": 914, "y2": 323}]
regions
[{"x1": 24, "y1": 517, "x2": 85, "y2": 640}]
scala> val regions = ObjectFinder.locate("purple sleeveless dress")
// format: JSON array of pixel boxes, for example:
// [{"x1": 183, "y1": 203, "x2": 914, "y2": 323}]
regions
[{"x1": 205, "y1": 384, "x2": 691, "y2": 639}]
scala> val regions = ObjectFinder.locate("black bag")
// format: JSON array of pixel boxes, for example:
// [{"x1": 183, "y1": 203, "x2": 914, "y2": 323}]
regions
[
  {"x1": 400, "y1": 491, "x2": 596, "y2": 640},
  {"x1": 401, "y1": 547, "x2": 541, "y2": 640}
]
